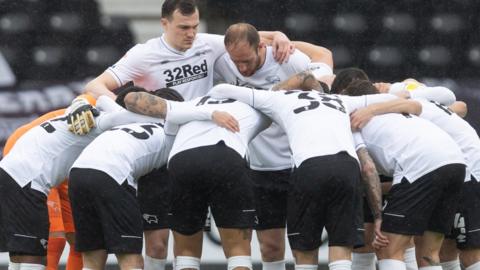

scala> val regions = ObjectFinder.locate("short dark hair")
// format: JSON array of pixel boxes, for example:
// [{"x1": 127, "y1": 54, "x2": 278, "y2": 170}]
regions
[
  {"x1": 115, "y1": 85, "x2": 149, "y2": 108},
  {"x1": 153, "y1": 88, "x2": 184, "y2": 102},
  {"x1": 330, "y1": 67, "x2": 369, "y2": 94},
  {"x1": 318, "y1": 81, "x2": 330, "y2": 94},
  {"x1": 224, "y1": 23, "x2": 260, "y2": 49},
  {"x1": 161, "y1": 0, "x2": 197, "y2": 19},
  {"x1": 341, "y1": 79, "x2": 379, "y2": 96}
]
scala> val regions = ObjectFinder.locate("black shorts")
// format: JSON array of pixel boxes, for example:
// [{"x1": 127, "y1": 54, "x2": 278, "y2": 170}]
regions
[
  {"x1": 137, "y1": 166, "x2": 171, "y2": 230},
  {"x1": 0, "y1": 168, "x2": 49, "y2": 256},
  {"x1": 382, "y1": 163, "x2": 465, "y2": 236},
  {"x1": 69, "y1": 168, "x2": 143, "y2": 254},
  {"x1": 450, "y1": 177, "x2": 480, "y2": 249},
  {"x1": 249, "y1": 168, "x2": 291, "y2": 230},
  {"x1": 168, "y1": 141, "x2": 256, "y2": 235},
  {"x1": 287, "y1": 152, "x2": 362, "y2": 250}
]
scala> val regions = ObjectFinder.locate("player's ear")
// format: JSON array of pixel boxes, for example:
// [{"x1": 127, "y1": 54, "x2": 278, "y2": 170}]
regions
[{"x1": 160, "y1": 17, "x2": 169, "y2": 29}]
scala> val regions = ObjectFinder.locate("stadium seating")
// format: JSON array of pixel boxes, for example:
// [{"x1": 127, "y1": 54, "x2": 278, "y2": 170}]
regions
[
  {"x1": 0, "y1": 0, "x2": 133, "y2": 85},
  {"x1": 212, "y1": 0, "x2": 478, "y2": 80}
]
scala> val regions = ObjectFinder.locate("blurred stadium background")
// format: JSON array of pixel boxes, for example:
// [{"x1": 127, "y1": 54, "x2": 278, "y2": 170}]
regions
[{"x1": 0, "y1": 0, "x2": 479, "y2": 268}]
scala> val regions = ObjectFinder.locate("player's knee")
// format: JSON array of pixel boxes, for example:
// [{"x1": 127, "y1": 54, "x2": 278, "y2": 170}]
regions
[
  {"x1": 259, "y1": 240, "x2": 284, "y2": 261},
  {"x1": 460, "y1": 249, "x2": 480, "y2": 267},
  {"x1": 146, "y1": 240, "x2": 168, "y2": 258}
]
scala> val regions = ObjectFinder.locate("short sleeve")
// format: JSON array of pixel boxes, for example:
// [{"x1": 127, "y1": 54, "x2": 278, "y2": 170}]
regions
[{"x1": 106, "y1": 44, "x2": 151, "y2": 86}]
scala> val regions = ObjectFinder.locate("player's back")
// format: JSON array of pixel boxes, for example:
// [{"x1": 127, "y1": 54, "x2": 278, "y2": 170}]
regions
[
  {"x1": 0, "y1": 115, "x2": 101, "y2": 194},
  {"x1": 73, "y1": 122, "x2": 173, "y2": 188},
  {"x1": 169, "y1": 96, "x2": 269, "y2": 161},
  {"x1": 257, "y1": 90, "x2": 358, "y2": 167},
  {"x1": 418, "y1": 99, "x2": 480, "y2": 181},
  {"x1": 359, "y1": 113, "x2": 465, "y2": 184}
]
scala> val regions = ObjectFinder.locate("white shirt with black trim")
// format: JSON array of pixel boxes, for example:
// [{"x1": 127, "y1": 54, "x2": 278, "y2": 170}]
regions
[
  {"x1": 107, "y1": 33, "x2": 225, "y2": 100},
  {"x1": 166, "y1": 96, "x2": 270, "y2": 162},
  {"x1": 72, "y1": 122, "x2": 174, "y2": 189},
  {"x1": 0, "y1": 96, "x2": 169, "y2": 195},
  {"x1": 209, "y1": 84, "x2": 398, "y2": 167},
  {"x1": 352, "y1": 112, "x2": 465, "y2": 185},
  {"x1": 417, "y1": 99, "x2": 480, "y2": 182},
  {"x1": 214, "y1": 47, "x2": 311, "y2": 170}
]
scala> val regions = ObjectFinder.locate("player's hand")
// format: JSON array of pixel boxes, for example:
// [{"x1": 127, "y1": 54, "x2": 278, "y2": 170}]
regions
[
  {"x1": 66, "y1": 98, "x2": 99, "y2": 135},
  {"x1": 272, "y1": 32, "x2": 294, "y2": 64},
  {"x1": 212, "y1": 111, "x2": 240, "y2": 133},
  {"x1": 372, "y1": 218, "x2": 389, "y2": 249},
  {"x1": 350, "y1": 108, "x2": 375, "y2": 130},
  {"x1": 373, "y1": 82, "x2": 392, "y2": 93}
]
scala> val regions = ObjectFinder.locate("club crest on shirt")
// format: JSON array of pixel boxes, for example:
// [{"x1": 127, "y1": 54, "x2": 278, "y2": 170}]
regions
[{"x1": 266, "y1": 75, "x2": 281, "y2": 84}]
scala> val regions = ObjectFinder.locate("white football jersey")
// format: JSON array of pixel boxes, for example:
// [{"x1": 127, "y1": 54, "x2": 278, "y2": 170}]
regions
[
  {"x1": 209, "y1": 84, "x2": 398, "y2": 167},
  {"x1": 214, "y1": 47, "x2": 311, "y2": 170},
  {"x1": 418, "y1": 99, "x2": 480, "y2": 182},
  {"x1": 353, "y1": 113, "x2": 465, "y2": 185},
  {"x1": 72, "y1": 122, "x2": 174, "y2": 189},
  {"x1": 167, "y1": 96, "x2": 270, "y2": 162},
  {"x1": 389, "y1": 82, "x2": 456, "y2": 106},
  {"x1": 107, "y1": 33, "x2": 225, "y2": 100},
  {"x1": 0, "y1": 96, "x2": 167, "y2": 195}
]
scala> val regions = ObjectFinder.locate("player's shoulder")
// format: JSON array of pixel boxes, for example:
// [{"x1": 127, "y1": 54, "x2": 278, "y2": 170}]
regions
[
  {"x1": 127, "y1": 37, "x2": 163, "y2": 58},
  {"x1": 284, "y1": 49, "x2": 310, "y2": 67}
]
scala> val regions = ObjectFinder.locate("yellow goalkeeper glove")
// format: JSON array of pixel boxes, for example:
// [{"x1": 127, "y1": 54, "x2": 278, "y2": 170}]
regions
[{"x1": 66, "y1": 97, "x2": 99, "y2": 135}]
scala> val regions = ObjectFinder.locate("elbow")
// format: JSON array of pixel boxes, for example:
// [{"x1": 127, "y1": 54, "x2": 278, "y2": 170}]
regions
[
  {"x1": 450, "y1": 101, "x2": 468, "y2": 118},
  {"x1": 123, "y1": 92, "x2": 136, "y2": 110}
]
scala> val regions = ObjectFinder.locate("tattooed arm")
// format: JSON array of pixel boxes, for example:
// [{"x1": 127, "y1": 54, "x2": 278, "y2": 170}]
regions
[
  {"x1": 357, "y1": 147, "x2": 389, "y2": 248},
  {"x1": 124, "y1": 91, "x2": 168, "y2": 119},
  {"x1": 357, "y1": 147, "x2": 382, "y2": 220},
  {"x1": 271, "y1": 70, "x2": 323, "y2": 91}
]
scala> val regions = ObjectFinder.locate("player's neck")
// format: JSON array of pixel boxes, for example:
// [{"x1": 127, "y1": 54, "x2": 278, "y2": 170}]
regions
[
  {"x1": 162, "y1": 35, "x2": 188, "y2": 53},
  {"x1": 257, "y1": 47, "x2": 267, "y2": 71}
]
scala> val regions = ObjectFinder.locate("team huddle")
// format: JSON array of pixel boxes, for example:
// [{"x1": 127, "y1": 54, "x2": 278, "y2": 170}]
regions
[{"x1": 1, "y1": 1, "x2": 480, "y2": 270}]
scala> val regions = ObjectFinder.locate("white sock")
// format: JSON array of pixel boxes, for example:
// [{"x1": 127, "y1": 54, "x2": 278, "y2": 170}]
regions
[
  {"x1": 82, "y1": 268, "x2": 94, "y2": 270},
  {"x1": 18, "y1": 263, "x2": 45, "y2": 270},
  {"x1": 378, "y1": 259, "x2": 406, "y2": 270},
  {"x1": 467, "y1": 261, "x2": 480, "y2": 270},
  {"x1": 263, "y1": 260, "x2": 286, "y2": 270},
  {"x1": 227, "y1": 256, "x2": 252, "y2": 270},
  {"x1": 352, "y1": 252, "x2": 376, "y2": 270},
  {"x1": 175, "y1": 256, "x2": 200, "y2": 270},
  {"x1": 419, "y1": 267, "x2": 442, "y2": 270},
  {"x1": 328, "y1": 260, "x2": 352, "y2": 270},
  {"x1": 8, "y1": 262, "x2": 20, "y2": 270},
  {"x1": 441, "y1": 259, "x2": 461, "y2": 270},
  {"x1": 295, "y1": 264, "x2": 317, "y2": 270},
  {"x1": 145, "y1": 255, "x2": 166, "y2": 270},
  {"x1": 404, "y1": 247, "x2": 419, "y2": 270}
]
